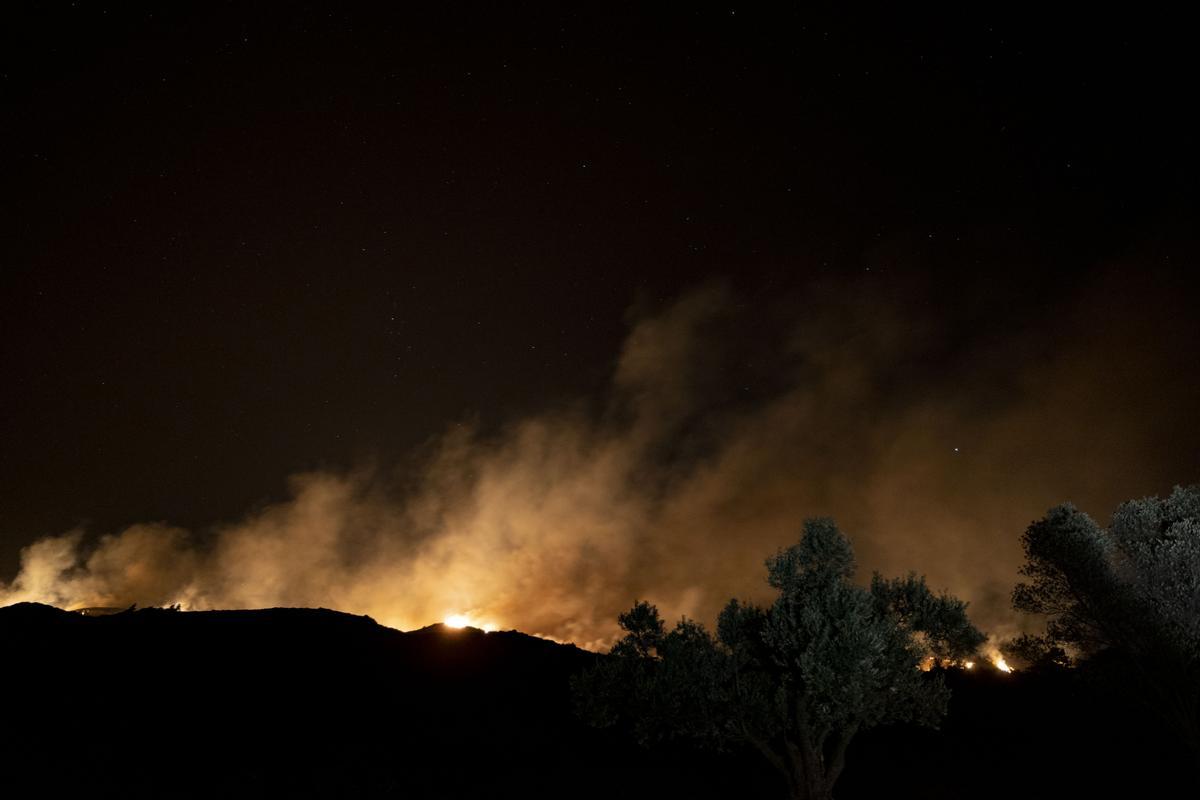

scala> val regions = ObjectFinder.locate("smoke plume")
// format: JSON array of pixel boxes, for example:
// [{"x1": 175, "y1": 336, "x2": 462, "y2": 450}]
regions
[{"x1": 3, "y1": 273, "x2": 1196, "y2": 649}]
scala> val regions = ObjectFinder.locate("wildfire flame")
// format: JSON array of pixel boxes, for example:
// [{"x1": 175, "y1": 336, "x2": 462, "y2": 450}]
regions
[
  {"x1": 918, "y1": 653, "x2": 1013, "y2": 673},
  {"x1": 442, "y1": 613, "x2": 497, "y2": 632}
]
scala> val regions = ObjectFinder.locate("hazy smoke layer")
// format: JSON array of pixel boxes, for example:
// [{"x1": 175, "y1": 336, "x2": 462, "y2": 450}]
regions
[{"x1": 3, "y1": 275, "x2": 1196, "y2": 648}]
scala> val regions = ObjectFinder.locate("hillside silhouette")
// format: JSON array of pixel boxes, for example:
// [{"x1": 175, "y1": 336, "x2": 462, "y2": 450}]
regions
[{"x1": 0, "y1": 603, "x2": 1188, "y2": 798}]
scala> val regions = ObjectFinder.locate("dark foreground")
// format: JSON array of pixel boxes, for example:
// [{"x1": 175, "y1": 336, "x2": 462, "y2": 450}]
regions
[{"x1": 0, "y1": 603, "x2": 1188, "y2": 798}]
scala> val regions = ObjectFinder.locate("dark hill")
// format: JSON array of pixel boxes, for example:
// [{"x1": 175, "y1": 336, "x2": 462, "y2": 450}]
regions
[
  {"x1": 0, "y1": 604, "x2": 773, "y2": 799},
  {"x1": 0, "y1": 604, "x2": 1189, "y2": 799}
]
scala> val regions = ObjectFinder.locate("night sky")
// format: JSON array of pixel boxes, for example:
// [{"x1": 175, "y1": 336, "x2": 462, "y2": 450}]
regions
[{"x1": 2, "y1": 5, "x2": 1196, "y2": 642}]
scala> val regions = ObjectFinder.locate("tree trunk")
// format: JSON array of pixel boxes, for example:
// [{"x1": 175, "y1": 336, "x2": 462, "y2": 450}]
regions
[
  {"x1": 780, "y1": 746, "x2": 834, "y2": 800},
  {"x1": 783, "y1": 767, "x2": 832, "y2": 800},
  {"x1": 755, "y1": 715, "x2": 853, "y2": 800},
  {"x1": 800, "y1": 777, "x2": 833, "y2": 800},
  {"x1": 754, "y1": 740, "x2": 833, "y2": 800},
  {"x1": 781, "y1": 726, "x2": 855, "y2": 799}
]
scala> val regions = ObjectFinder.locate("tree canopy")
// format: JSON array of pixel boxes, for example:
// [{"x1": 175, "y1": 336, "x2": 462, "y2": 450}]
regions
[
  {"x1": 1012, "y1": 485, "x2": 1200, "y2": 761},
  {"x1": 572, "y1": 518, "x2": 986, "y2": 800}
]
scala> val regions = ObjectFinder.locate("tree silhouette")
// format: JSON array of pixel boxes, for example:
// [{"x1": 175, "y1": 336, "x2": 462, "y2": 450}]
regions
[
  {"x1": 572, "y1": 518, "x2": 986, "y2": 800},
  {"x1": 1013, "y1": 485, "x2": 1200, "y2": 765},
  {"x1": 999, "y1": 632, "x2": 1071, "y2": 672}
]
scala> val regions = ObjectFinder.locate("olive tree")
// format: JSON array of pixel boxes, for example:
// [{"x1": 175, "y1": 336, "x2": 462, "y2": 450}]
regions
[
  {"x1": 1012, "y1": 485, "x2": 1200, "y2": 761},
  {"x1": 572, "y1": 518, "x2": 986, "y2": 800}
]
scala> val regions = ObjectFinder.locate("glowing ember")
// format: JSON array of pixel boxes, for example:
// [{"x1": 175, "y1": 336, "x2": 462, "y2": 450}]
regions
[{"x1": 964, "y1": 661, "x2": 975, "y2": 670}]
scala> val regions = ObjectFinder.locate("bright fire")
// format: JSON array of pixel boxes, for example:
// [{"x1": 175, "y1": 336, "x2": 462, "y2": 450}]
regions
[
  {"x1": 918, "y1": 654, "x2": 1012, "y2": 673},
  {"x1": 442, "y1": 613, "x2": 498, "y2": 632}
]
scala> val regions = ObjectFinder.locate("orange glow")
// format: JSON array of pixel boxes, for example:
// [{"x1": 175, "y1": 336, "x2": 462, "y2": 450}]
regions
[
  {"x1": 993, "y1": 655, "x2": 1013, "y2": 673},
  {"x1": 919, "y1": 656, "x2": 967, "y2": 672},
  {"x1": 443, "y1": 613, "x2": 498, "y2": 631}
]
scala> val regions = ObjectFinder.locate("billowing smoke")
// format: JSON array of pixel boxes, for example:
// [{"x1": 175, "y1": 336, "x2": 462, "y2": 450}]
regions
[{"x1": 2, "y1": 273, "x2": 1196, "y2": 649}]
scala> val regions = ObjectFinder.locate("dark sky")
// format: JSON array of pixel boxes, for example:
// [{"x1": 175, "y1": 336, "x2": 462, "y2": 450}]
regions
[{"x1": 2, "y1": 5, "x2": 1196, "y2": 637}]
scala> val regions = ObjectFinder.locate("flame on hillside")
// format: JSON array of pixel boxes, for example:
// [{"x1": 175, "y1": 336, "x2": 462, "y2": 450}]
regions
[
  {"x1": 919, "y1": 652, "x2": 1014, "y2": 674},
  {"x1": 443, "y1": 613, "x2": 497, "y2": 631}
]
